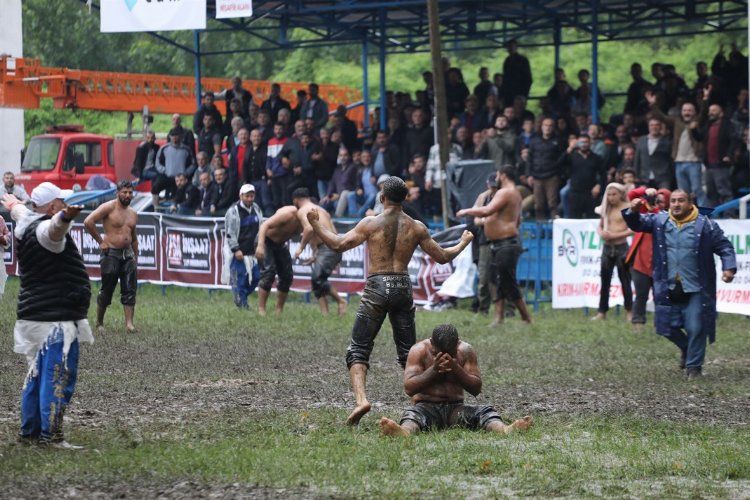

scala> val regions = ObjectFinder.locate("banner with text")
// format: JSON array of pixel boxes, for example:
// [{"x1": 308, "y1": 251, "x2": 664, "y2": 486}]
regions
[
  {"x1": 216, "y1": 0, "x2": 252, "y2": 18},
  {"x1": 552, "y1": 218, "x2": 750, "y2": 314},
  {"x1": 101, "y1": 0, "x2": 206, "y2": 33}
]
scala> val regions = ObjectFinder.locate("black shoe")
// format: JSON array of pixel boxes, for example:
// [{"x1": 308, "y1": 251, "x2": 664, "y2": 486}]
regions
[
  {"x1": 17, "y1": 435, "x2": 39, "y2": 446},
  {"x1": 679, "y1": 350, "x2": 686, "y2": 369},
  {"x1": 686, "y1": 367, "x2": 703, "y2": 379}
]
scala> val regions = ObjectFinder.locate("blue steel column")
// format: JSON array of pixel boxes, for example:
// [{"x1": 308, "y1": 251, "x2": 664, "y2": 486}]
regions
[
  {"x1": 591, "y1": 0, "x2": 599, "y2": 123},
  {"x1": 194, "y1": 30, "x2": 202, "y2": 109},
  {"x1": 379, "y1": 10, "x2": 387, "y2": 131},
  {"x1": 362, "y1": 37, "x2": 370, "y2": 130}
]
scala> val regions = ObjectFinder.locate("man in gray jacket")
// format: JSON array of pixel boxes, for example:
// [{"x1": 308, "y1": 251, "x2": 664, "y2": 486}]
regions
[
  {"x1": 634, "y1": 118, "x2": 673, "y2": 189},
  {"x1": 222, "y1": 184, "x2": 264, "y2": 309},
  {"x1": 479, "y1": 115, "x2": 517, "y2": 168},
  {"x1": 153, "y1": 128, "x2": 196, "y2": 210}
]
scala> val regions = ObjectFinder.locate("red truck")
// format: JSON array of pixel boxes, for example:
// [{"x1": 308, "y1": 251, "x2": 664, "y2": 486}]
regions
[{"x1": 14, "y1": 124, "x2": 148, "y2": 193}]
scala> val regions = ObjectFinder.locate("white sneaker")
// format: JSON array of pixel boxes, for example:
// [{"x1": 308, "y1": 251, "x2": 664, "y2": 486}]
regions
[{"x1": 50, "y1": 440, "x2": 85, "y2": 450}]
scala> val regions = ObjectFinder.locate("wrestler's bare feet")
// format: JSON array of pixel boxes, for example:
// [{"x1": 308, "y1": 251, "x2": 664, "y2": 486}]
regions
[
  {"x1": 505, "y1": 415, "x2": 534, "y2": 434},
  {"x1": 626, "y1": 310, "x2": 633, "y2": 322},
  {"x1": 96, "y1": 323, "x2": 105, "y2": 333},
  {"x1": 379, "y1": 417, "x2": 409, "y2": 437},
  {"x1": 346, "y1": 401, "x2": 371, "y2": 426},
  {"x1": 258, "y1": 308, "x2": 267, "y2": 317},
  {"x1": 338, "y1": 299, "x2": 348, "y2": 316},
  {"x1": 125, "y1": 324, "x2": 136, "y2": 333},
  {"x1": 591, "y1": 312, "x2": 606, "y2": 321}
]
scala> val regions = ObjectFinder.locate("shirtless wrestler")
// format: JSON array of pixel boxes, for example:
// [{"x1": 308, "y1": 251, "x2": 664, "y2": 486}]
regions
[
  {"x1": 293, "y1": 188, "x2": 348, "y2": 316},
  {"x1": 306, "y1": 176, "x2": 474, "y2": 425},
  {"x1": 255, "y1": 205, "x2": 301, "y2": 316},
  {"x1": 456, "y1": 165, "x2": 533, "y2": 325},
  {"x1": 84, "y1": 181, "x2": 139, "y2": 332},
  {"x1": 379, "y1": 323, "x2": 534, "y2": 436}
]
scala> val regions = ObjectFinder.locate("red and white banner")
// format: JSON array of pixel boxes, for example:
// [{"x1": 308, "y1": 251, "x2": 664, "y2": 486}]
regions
[
  {"x1": 3, "y1": 213, "x2": 465, "y2": 304},
  {"x1": 552, "y1": 218, "x2": 750, "y2": 314}
]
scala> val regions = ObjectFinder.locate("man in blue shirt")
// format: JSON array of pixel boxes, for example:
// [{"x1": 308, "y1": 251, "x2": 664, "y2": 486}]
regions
[{"x1": 622, "y1": 189, "x2": 736, "y2": 379}]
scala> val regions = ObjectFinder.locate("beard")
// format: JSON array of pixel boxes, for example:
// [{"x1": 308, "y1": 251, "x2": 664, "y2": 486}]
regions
[{"x1": 119, "y1": 198, "x2": 132, "y2": 207}]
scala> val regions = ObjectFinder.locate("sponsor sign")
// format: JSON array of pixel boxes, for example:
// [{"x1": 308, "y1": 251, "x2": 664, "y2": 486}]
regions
[
  {"x1": 101, "y1": 0, "x2": 207, "y2": 33},
  {"x1": 4, "y1": 220, "x2": 13, "y2": 264},
  {"x1": 165, "y1": 228, "x2": 212, "y2": 273},
  {"x1": 216, "y1": 0, "x2": 252, "y2": 19},
  {"x1": 552, "y1": 218, "x2": 750, "y2": 315}
]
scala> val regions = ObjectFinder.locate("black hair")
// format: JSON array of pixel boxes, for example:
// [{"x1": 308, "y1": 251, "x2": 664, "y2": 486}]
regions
[
  {"x1": 498, "y1": 164, "x2": 517, "y2": 183},
  {"x1": 292, "y1": 187, "x2": 310, "y2": 200},
  {"x1": 431, "y1": 324, "x2": 459, "y2": 353},
  {"x1": 117, "y1": 180, "x2": 134, "y2": 191},
  {"x1": 382, "y1": 176, "x2": 408, "y2": 204}
]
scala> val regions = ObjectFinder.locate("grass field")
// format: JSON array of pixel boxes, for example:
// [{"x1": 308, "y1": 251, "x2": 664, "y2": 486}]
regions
[{"x1": 1, "y1": 280, "x2": 749, "y2": 499}]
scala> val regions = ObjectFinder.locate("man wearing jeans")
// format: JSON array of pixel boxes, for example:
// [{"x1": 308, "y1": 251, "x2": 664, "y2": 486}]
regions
[
  {"x1": 645, "y1": 91, "x2": 705, "y2": 206},
  {"x1": 623, "y1": 189, "x2": 736, "y2": 379}
]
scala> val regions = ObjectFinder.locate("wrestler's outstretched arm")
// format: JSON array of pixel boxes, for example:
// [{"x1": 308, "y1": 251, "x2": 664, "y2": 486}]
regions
[
  {"x1": 307, "y1": 208, "x2": 371, "y2": 253},
  {"x1": 417, "y1": 224, "x2": 473, "y2": 264}
]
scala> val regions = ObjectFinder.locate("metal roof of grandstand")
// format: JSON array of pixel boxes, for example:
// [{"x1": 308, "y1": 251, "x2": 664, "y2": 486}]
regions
[{"x1": 81, "y1": 1, "x2": 746, "y2": 55}]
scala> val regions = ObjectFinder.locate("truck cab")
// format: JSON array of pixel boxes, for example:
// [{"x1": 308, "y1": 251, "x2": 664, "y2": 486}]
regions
[{"x1": 14, "y1": 125, "x2": 118, "y2": 193}]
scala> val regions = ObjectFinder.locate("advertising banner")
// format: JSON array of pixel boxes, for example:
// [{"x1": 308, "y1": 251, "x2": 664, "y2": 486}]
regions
[
  {"x1": 101, "y1": 0, "x2": 207, "y2": 33},
  {"x1": 552, "y1": 218, "x2": 750, "y2": 315},
  {"x1": 161, "y1": 215, "x2": 217, "y2": 286},
  {"x1": 3, "y1": 219, "x2": 14, "y2": 275},
  {"x1": 216, "y1": 0, "x2": 253, "y2": 19}
]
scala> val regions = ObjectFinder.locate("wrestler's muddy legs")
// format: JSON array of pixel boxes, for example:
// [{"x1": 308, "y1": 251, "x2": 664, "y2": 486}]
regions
[
  {"x1": 486, "y1": 415, "x2": 534, "y2": 434},
  {"x1": 124, "y1": 305, "x2": 135, "y2": 332},
  {"x1": 330, "y1": 285, "x2": 347, "y2": 315},
  {"x1": 379, "y1": 418, "x2": 419, "y2": 436},
  {"x1": 258, "y1": 288, "x2": 270, "y2": 316},
  {"x1": 96, "y1": 305, "x2": 106, "y2": 330},
  {"x1": 346, "y1": 363, "x2": 371, "y2": 425},
  {"x1": 275, "y1": 291, "x2": 288, "y2": 314}
]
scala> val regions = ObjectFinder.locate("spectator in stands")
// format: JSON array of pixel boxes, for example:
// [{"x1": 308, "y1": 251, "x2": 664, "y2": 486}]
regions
[
  {"x1": 645, "y1": 90, "x2": 705, "y2": 206},
  {"x1": 406, "y1": 153, "x2": 429, "y2": 216},
  {"x1": 171, "y1": 114, "x2": 196, "y2": 156},
  {"x1": 634, "y1": 117, "x2": 673, "y2": 189},
  {"x1": 476, "y1": 93, "x2": 501, "y2": 132},
  {"x1": 193, "y1": 91, "x2": 223, "y2": 135},
  {"x1": 1, "y1": 171, "x2": 30, "y2": 203},
  {"x1": 404, "y1": 108, "x2": 434, "y2": 170},
  {"x1": 228, "y1": 128, "x2": 251, "y2": 182},
  {"x1": 502, "y1": 106, "x2": 521, "y2": 135},
  {"x1": 266, "y1": 122, "x2": 290, "y2": 210},
  {"x1": 626, "y1": 186, "x2": 669, "y2": 331},
  {"x1": 573, "y1": 69, "x2": 605, "y2": 116},
  {"x1": 559, "y1": 135, "x2": 606, "y2": 218},
  {"x1": 254, "y1": 110, "x2": 274, "y2": 146},
  {"x1": 346, "y1": 150, "x2": 379, "y2": 217},
  {"x1": 479, "y1": 115, "x2": 517, "y2": 168},
  {"x1": 242, "y1": 129, "x2": 272, "y2": 215},
  {"x1": 170, "y1": 173, "x2": 200, "y2": 215},
  {"x1": 502, "y1": 39, "x2": 533, "y2": 104},
  {"x1": 223, "y1": 184, "x2": 263, "y2": 310},
  {"x1": 333, "y1": 105, "x2": 358, "y2": 152},
  {"x1": 131, "y1": 130, "x2": 159, "y2": 182},
  {"x1": 425, "y1": 141, "x2": 462, "y2": 220},
  {"x1": 546, "y1": 68, "x2": 575, "y2": 118},
  {"x1": 213, "y1": 167, "x2": 237, "y2": 216},
  {"x1": 291, "y1": 89, "x2": 307, "y2": 124},
  {"x1": 526, "y1": 117, "x2": 563, "y2": 219},
  {"x1": 287, "y1": 131, "x2": 319, "y2": 196},
  {"x1": 219, "y1": 77, "x2": 253, "y2": 126},
  {"x1": 371, "y1": 129, "x2": 402, "y2": 178},
  {"x1": 192, "y1": 152, "x2": 212, "y2": 188},
  {"x1": 224, "y1": 99, "x2": 248, "y2": 139},
  {"x1": 712, "y1": 43, "x2": 749, "y2": 108},
  {"x1": 196, "y1": 171, "x2": 218, "y2": 216},
  {"x1": 592, "y1": 183, "x2": 633, "y2": 321},
  {"x1": 277, "y1": 107, "x2": 293, "y2": 137},
  {"x1": 730, "y1": 88, "x2": 749, "y2": 137},
  {"x1": 612, "y1": 124, "x2": 633, "y2": 165},
  {"x1": 656, "y1": 64, "x2": 689, "y2": 114},
  {"x1": 197, "y1": 115, "x2": 222, "y2": 158},
  {"x1": 618, "y1": 145, "x2": 637, "y2": 173},
  {"x1": 474, "y1": 67, "x2": 493, "y2": 107},
  {"x1": 300, "y1": 83, "x2": 329, "y2": 132},
  {"x1": 154, "y1": 128, "x2": 196, "y2": 210},
  {"x1": 455, "y1": 126, "x2": 475, "y2": 159},
  {"x1": 518, "y1": 117, "x2": 537, "y2": 151},
  {"x1": 261, "y1": 83, "x2": 291, "y2": 123},
  {"x1": 624, "y1": 63, "x2": 652, "y2": 117},
  {"x1": 693, "y1": 61, "x2": 710, "y2": 98},
  {"x1": 445, "y1": 68, "x2": 470, "y2": 119},
  {"x1": 320, "y1": 146, "x2": 357, "y2": 216},
  {"x1": 227, "y1": 116, "x2": 245, "y2": 148},
  {"x1": 694, "y1": 94, "x2": 736, "y2": 207},
  {"x1": 458, "y1": 95, "x2": 480, "y2": 136},
  {"x1": 731, "y1": 127, "x2": 749, "y2": 198}
]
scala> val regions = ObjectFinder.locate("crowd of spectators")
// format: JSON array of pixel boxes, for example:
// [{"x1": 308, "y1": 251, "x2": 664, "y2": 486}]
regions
[{"x1": 132, "y1": 41, "x2": 749, "y2": 220}]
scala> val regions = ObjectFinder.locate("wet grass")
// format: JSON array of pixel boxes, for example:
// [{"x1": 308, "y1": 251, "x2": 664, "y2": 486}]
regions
[{"x1": 1, "y1": 280, "x2": 749, "y2": 498}]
